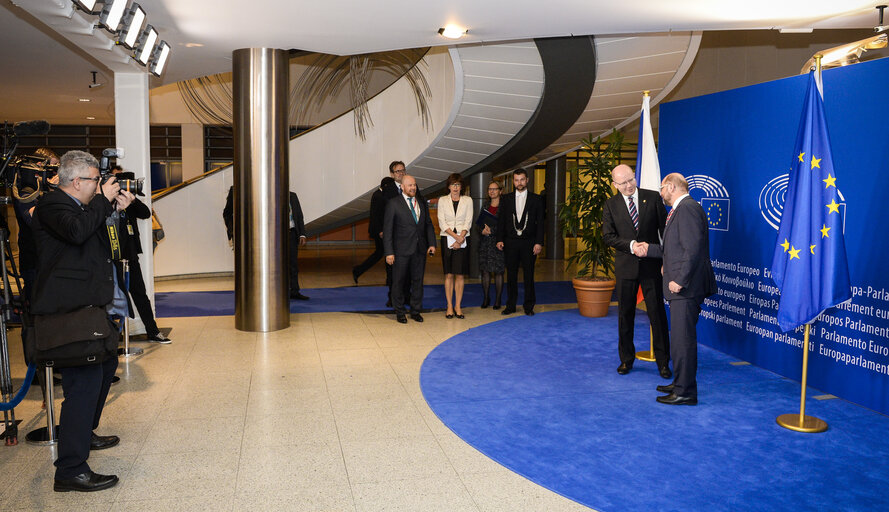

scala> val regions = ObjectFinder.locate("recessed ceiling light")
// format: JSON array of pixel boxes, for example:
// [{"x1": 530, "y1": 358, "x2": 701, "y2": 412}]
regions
[
  {"x1": 86, "y1": 116, "x2": 96, "y2": 120},
  {"x1": 79, "y1": 98, "x2": 91, "y2": 102},
  {"x1": 184, "y1": 42, "x2": 204, "y2": 48},
  {"x1": 438, "y1": 25, "x2": 467, "y2": 39}
]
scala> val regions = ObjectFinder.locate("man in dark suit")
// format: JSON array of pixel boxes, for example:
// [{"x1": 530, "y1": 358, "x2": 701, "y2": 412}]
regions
[
  {"x1": 352, "y1": 177, "x2": 396, "y2": 283},
  {"x1": 643, "y1": 173, "x2": 717, "y2": 405},
  {"x1": 382, "y1": 160, "x2": 423, "y2": 307},
  {"x1": 602, "y1": 164, "x2": 670, "y2": 378},
  {"x1": 288, "y1": 191, "x2": 309, "y2": 300},
  {"x1": 496, "y1": 168, "x2": 545, "y2": 316},
  {"x1": 32, "y1": 150, "x2": 133, "y2": 492},
  {"x1": 383, "y1": 174, "x2": 436, "y2": 323}
]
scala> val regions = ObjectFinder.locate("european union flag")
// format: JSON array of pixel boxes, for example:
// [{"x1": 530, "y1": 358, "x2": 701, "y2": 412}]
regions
[
  {"x1": 771, "y1": 72, "x2": 851, "y2": 332},
  {"x1": 701, "y1": 198, "x2": 729, "y2": 231}
]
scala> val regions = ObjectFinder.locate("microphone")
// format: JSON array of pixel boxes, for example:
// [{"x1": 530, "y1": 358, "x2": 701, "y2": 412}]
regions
[{"x1": 13, "y1": 120, "x2": 50, "y2": 137}]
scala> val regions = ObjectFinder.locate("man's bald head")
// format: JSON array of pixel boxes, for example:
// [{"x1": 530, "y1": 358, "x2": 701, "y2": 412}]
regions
[{"x1": 611, "y1": 164, "x2": 637, "y2": 196}]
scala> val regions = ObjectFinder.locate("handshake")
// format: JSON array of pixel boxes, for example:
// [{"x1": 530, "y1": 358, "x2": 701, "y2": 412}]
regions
[{"x1": 632, "y1": 242, "x2": 649, "y2": 258}]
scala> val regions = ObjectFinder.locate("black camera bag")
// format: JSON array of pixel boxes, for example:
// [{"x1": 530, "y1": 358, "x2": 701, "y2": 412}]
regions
[{"x1": 22, "y1": 306, "x2": 119, "y2": 368}]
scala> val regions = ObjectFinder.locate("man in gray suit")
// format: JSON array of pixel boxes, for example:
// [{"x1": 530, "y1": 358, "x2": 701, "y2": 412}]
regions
[
  {"x1": 639, "y1": 173, "x2": 716, "y2": 405},
  {"x1": 383, "y1": 174, "x2": 436, "y2": 323}
]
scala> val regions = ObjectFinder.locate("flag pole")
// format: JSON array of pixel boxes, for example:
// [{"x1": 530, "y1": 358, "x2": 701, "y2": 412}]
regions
[
  {"x1": 635, "y1": 90, "x2": 656, "y2": 363},
  {"x1": 776, "y1": 54, "x2": 827, "y2": 433}
]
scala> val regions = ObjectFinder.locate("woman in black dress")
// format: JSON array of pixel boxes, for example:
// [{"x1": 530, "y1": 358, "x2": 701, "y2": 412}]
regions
[
  {"x1": 437, "y1": 173, "x2": 473, "y2": 318},
  {"x1": 477, "y1": 180, "x2": 505, "y2": 308}
]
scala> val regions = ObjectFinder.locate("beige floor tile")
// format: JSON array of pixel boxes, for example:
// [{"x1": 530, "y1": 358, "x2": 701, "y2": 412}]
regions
[
  {"x1": 119, "y1": 450, "x2": 239, "y2": 501},
  {"x1": 242, "y1": 410, "x2": 339, "y2": 447},
  {"x1": 460, "y1": 467, "x2": 596, "y2": 512},
  {"x1": 158, "y1": 390, "x2": 248, "y2": 420},
  {"x1": 110, "y1": 493, "x2": 234, "y2": 512},
  {"x1": 352, "y1": 474, "x2": 479, "y2": 512},
  {"x1": 340, "y1": 435, "x2": 456, "y2": 484},
  {"x1": 332, "y1": 403, "x2": 432, "y2": 442},
  {"x1": 326, "y1": 382, "x2": 414, "y2": 414},
  {"x1": 237, "y1": 442, "x2": 350, "y2": 495},
  {"x1": 233, "y1": 489, "x2": 356, "y2": 512},
  {"x1": 323, "y1": 364, "x2": 401, "y2": 389},
  {"x1": 319, "y1": 348, "x2": 388, "y2": 367},
  {"x1": 248, "y1": 367, "x2": 327, "y2": 391},
  {"x1": 245, "y1": 387, "x2": 332, "y2": 417},
  {"x1": 141, "y1": 416, "x2": 244, "y2": 454}
]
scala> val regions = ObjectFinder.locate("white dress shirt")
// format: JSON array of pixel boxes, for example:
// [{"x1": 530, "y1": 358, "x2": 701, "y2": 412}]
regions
[{"x1": 515, "y1": 189, "x2": 528, "y2": 220}]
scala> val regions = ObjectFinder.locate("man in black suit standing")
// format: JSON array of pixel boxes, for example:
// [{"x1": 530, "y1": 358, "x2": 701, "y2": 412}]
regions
[
  {"x1": 496, "y1": 168, "x2": 545, "y2": 316},
  {"x1": 288, "y1": 191, "x2": 309, "y2": 300},
  {"x1": 643, "y1": 173, "x2": 716, "y2": 405},
  {"x1": 32, "y1": 150, "x2": 133, "y2": 492},
  {"x1": 383, "y1": 174, "x2": 436, "y2": 323},
  {"x1": 352, "y1": 177, "x2": 396, "y2": 283},
  {"x1": 602, "y1": 164, "x2": 670, "y2": 378}
]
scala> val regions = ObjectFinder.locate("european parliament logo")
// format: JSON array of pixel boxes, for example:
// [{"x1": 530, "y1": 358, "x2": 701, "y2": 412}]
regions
[
  {"x1": 686, "y1": 174, "x2": 730, "y2": 231},
  {"x1": 759, "y1": 173, "x2": 846, "y2": 232}
]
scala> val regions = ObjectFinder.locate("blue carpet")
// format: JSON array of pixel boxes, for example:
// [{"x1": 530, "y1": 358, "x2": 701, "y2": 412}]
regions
[
  {"x1": 420, "y1": 308, "x2": 889, "y2": 512},
  {"x1": 154, "y1": 281, "x2": 577, "y2": 317}
]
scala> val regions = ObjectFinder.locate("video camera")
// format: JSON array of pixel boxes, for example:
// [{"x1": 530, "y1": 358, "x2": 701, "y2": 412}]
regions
[{"x1": 98, "y1": 148, "x2": 145, "y2": 196}]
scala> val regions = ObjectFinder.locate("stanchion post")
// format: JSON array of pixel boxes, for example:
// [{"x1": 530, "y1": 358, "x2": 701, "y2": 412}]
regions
[
  {"x1": 776, "y1": 324, "x2": 828, "y2": 433},
  {"x1": 26, "y1": 367, "x2": 58, "y2": 445},
  {"x1": 118, "y1": 259, "x2": 143, "y2": 358},
  {"x1": 635, "y1": 326, "x2": 656, "y2": 362}
]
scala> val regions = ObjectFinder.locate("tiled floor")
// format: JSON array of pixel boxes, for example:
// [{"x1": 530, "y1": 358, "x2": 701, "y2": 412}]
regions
[{"x1": 0, "y1": 247, "x2": 594, "y2": 511}]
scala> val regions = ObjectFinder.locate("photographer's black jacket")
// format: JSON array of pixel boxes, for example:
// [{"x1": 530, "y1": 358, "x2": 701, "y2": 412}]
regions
[{"x1": 31, "y1": 189, "x2": 117, "y2": 315}]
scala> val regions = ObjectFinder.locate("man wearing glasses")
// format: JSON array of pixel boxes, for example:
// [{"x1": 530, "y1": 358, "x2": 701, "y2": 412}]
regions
[
  {"x1": 31, "y1": 150, "x2": 134, "y2": 492},
  {"x1": 602, "y1": 164, "x2": 671, "y2": 379}
]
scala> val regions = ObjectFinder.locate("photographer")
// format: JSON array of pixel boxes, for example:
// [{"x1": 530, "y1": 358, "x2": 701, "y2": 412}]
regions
[
  {"x1": 31, "y1": 150, "x2": 133, "y2": 492},
  {"x1": 111, "y1": 165, "x2": 170, "y2": 343}
]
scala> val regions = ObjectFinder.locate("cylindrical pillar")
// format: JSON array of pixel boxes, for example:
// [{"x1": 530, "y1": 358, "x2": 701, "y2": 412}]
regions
[
  {"x1": 233, "y1": 48, "x2": 290, "y2": 332},
  {"x1": 544, "y1": 157, "x2": 566, "y2": 259},
  {"x1": 468, "y1": 171, "x2": 493, "y2": 278}
]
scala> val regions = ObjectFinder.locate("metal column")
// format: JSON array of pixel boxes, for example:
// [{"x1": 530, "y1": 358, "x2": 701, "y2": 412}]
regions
[
  {"x1": 544, "y1": 157, "x2": 566, "y2": 259},
  {"x1": 232, "y1": 48, "x2": 290, "y2": 332},
  {"x1": 468, "y1": 171, "x2": 493, "y2": 278}
]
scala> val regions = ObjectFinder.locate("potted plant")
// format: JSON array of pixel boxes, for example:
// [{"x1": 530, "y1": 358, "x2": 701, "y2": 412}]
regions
[{"x1": 558, "y1": 130, "x2": 622, "y2": 317}]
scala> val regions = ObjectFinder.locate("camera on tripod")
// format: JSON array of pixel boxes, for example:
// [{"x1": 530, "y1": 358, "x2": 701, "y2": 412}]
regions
[{"x1": 98, "y1": 148, "x2": 145, "y2": 196}]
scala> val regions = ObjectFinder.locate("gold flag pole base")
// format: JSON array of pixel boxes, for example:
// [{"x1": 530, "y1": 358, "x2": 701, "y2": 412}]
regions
[
  {"x1": 776, "y1": 413, "x2": 828, "y2": 433},
  {"x1": 635, "y1": 325, "x2": 656, "y2": 362}
]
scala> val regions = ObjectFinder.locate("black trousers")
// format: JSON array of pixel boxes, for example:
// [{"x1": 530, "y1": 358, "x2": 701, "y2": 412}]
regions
[
  {"x1": 55, "y1": 355, "x2": 118, "y2": 479},
  {"x1": 617, "y1": 275, "x2": 670, "y2": 367},
  {"x1": 289, "y1": 229, "x2": 301, "y2": 293},
  {"x1": 391, "y1": 248, "x2": 426, "y2": 314},
  {"x1": 127, "y1": 256, "x2": 160, "y2": 336},
  {"x1": 504, "y1": 238, "x2": 537, "y2": 310},
  {"x1": 354, "y1": 235, "x2": 384, "y2": 278},
  {"x1": 669, "y1": 298, "x2": 701, "y2": 398}
]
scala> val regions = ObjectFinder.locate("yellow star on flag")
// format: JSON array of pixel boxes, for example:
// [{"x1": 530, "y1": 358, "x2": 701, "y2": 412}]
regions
[
  {"x1": 789, "y1": 246, "x2": 801, "y2": 260},
  {"x1": 798, "y1": 152, "x2": 805, "y2": 163},
  {"x1": 810, "y1": 244, "x2": 816, "y2": 254},
  {"x1": 811, "y1": 156, "x2": 821, "y2": 169},
  {"x1": 820, "y1": 224, "x2": 830, "y2": 238},
  {"x1": 781, "y1": 239, "x2": 790, "y2": 252},
  {"x1": 826, "y1": 199, "x2": 840, "y2": 214},
  {"x1": 823, "y1": 173, "x2": 836, "y2": 188}
]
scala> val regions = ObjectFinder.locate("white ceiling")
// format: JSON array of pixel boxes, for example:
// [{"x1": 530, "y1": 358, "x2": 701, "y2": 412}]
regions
[{"x1": 0, "y1": 0, "x2": 885, "y2": 125}]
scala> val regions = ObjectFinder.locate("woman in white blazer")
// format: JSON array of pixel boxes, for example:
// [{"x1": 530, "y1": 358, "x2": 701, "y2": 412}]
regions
[{"x1": 437, "y1": 173, "x2": 473, "y2": 318}]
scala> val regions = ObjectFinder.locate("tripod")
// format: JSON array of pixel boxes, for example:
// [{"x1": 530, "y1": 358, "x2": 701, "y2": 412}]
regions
[{"x1": 0, "y1": 222, "x2": 22, "y2": 444}]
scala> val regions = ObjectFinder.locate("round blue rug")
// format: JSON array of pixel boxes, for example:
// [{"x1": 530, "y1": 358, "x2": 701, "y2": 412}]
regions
[{"x1": 420, "y1": 308, "x2": 889, "y2": 511}]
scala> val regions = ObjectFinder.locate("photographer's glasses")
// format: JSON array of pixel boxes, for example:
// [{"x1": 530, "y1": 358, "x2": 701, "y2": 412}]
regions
[{"x1": 78, "y1": 175, "x2": 101, "y2": 184}]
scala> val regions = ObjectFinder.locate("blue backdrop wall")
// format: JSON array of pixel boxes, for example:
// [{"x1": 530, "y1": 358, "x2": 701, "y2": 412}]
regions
[{"x1": 659, "y1": 57, "x2": 889, "y2": 415}]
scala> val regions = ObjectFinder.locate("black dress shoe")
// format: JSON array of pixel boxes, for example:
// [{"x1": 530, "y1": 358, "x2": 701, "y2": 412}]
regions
[
  {"x1": 501, "y1": 307, "x2": 516, "y2": 315},
  {"x1": 445, "y1": 313, "x2": 454, "y2": 319},
  {"x1": 90, "y1": 432, "x2": 120, "y2": 450},
  {"x1": 290, "y1": 292, "x2": 310, "y2": 300},
  {"x1": 659, "y1": 366, "x2": 673, "y2": 379},
  {"x1": 616, "y1": 363, "x2": 632, "y2": 375},
  {"x1": 396, "y1": 314, "x2": 407, "y2": 324},
  {"x1": 656, "y1": 393, "x2": 697, "y2": 405},
  {"x1": 455, "y1": 313, "x2": 465, "y2": 319},
  {"x1": 656, "y1": 383, "x2": 675, "y2": 394},
  {"x1": 54, "y1": 471, "x2": 119, "y2": 492},
  {"x1": 492, "y1": 302, "x2": 501, "y2": 310},
  {"x1": 480, "y1": 298, "x2": 489, "y2": 308},
  {"x1": 524, "y1": 309, "x2": 535, "y2": 316},
  {"x1": 410, "y1": 312, "x2": 424, "y2": 322}
]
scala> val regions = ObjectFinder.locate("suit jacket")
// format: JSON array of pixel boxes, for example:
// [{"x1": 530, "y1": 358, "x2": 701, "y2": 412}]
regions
[
  {"x1": 436, "y1": 195, "x2": 474, "y2": 236},
  {"x1": 30, "y1": 189, "x2": 117, "y2": 315},
  {"x1": 223, "y1": 185, "x2": 234, "y2": 240},
  {"x1": 648, "y1": 197, "x2": 717, "y2": 302},
  {"x1": 602, "y1": 189, "x2": 666, "y2": 280},
  {"x1": 496, "y1": 190, "x2": 544, "y2": 245},
  {"x1": 289, "y1": 192, "x2": 306, "y2": 237},
  {"x1": 369, "y1": 181, "x2": 397, "y2": 236},
  {"x1": 120, "y1": 197, "x2": 151, "y2": 258},
  {"x1": 383, "y1": 194, "x2": 435, "y2": 257}
]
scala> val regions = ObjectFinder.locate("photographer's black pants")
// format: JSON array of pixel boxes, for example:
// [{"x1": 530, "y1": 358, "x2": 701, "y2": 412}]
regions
[
  {"x1": 55, "y1": 355, "x2": 118, "y2": 479},
  {"x1": 289, "y1": 229, "x2": 301, "y2": 294},
  {"x1": 127, "y1": 256, "x2": 160, "y2": 336}
]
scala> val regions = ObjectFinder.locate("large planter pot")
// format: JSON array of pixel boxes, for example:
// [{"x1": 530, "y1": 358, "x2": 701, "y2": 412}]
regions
[{"x1": 572, "y1": 277, "x2": 616, "y2": 317}]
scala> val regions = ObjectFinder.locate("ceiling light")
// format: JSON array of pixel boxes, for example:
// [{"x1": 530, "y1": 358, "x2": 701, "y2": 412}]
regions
[
  {"x1": 184, "y1": 42, "x2": 204, "y2": 48},
  {"x1": 119, "y1": 3, "x2": 146, "y2": 49},
  {"x1": 438, "y1": 25, "x2": 467, "y2": 39},
  {"x1": 79, "y1": 98, "x2": 91, "y2": 102},
  {"x1": 86, "y1": 116, "x2": 96, "y2": 120},
  {"x1": 136, "y1": 25, "x2": 158, "y2": 65},
  {"x1": 150, "y1": 41, "x2": 171, "y2": 76},
  {"x1": 801, "y1": 32, "x2": 888, "y2": 73},
  {"x1": 778, "y1": 28, "x2": 813, "y2": 34},
  {"x1": 99, "y1": 0, "x2": 128, "y2": 33},
  {"x1": 74, "y1": 0, "x2": 100, "y2": 13}
]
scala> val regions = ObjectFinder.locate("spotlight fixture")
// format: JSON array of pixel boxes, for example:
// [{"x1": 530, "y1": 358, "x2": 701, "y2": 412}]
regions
[
  {"x1": 150, "y1": 40, "x2": 170, "y2": 76},
  {"x1": 438, "y1": 25, "x2": 467, "y2": 39},
  {"x1": 119, "y1": 3, "x2": 146, "y2": 49},
  {"x1": 74, "y1": 0, "x2": 100, "y2": 13},
  {"x1": 136, "y1": 24, "x2": 158, "y2": 66},
  {"x1": 99, "y1": 0, "x2": 128, "y2": 33},
  {"x1": 800, "y1": 32, "x2": 887, "y2": 73}
]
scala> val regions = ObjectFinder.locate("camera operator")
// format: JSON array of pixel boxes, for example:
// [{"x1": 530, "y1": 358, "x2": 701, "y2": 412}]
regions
[
  {"x1": 31, "y1": 150, "x2": 134, "y2": 493},
  {"x1": 110, "y1": 165, "x2": 170, "y2": 343}
]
